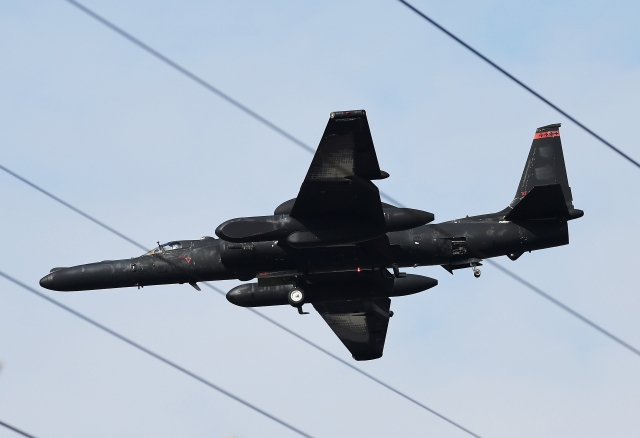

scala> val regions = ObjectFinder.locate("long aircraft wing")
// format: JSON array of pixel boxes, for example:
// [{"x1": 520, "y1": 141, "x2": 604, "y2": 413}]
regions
[
  {"x1": 313, "y1": 297, "x2": 392, "y2": 361},
  {"x1": 290, "y1": 110, "x2": 388, "y2": 221}
]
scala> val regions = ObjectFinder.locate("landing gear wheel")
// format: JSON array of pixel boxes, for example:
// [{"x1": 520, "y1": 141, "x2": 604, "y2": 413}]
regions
[
  {"x1": 288, "y1": 288, "x2": 305, "y2": 307},
  {"x1": 288, "y1": 288, "x2": 309, "y2": 314},
  {"x1": 473, "y1": 269, "x2": 481, "y2": 278}
]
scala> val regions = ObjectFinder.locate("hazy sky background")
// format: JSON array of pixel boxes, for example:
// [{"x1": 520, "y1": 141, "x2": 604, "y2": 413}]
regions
[{"x1": 1, "y1": 0, "x2": 640, "y2": 436}]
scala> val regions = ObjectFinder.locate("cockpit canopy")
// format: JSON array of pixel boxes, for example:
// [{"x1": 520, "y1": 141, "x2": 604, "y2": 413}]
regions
[{"x1": 145, "y1": 241, "x2": 183, "y2": 255}]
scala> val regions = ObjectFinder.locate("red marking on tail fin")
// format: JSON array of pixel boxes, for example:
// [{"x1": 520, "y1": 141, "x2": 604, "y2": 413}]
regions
[{"x1": 534, "y1": 130, "x2": 560, "y2": 139}]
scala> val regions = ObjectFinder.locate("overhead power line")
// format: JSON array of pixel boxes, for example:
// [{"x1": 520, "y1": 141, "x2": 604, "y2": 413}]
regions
[
  {"x1": 0, "y1": 270, "x2": 313, "y2": 438},
  {"x1": 60, "y1": 0, "x2": 405, "y2": 206},
  {"x1": 52, "y1": 0, "x2": 339, "y2": 212},
  {"x1": 487, "y1": 260, "x2": 640, "y2": 356},
  {"x1": 396, "y1": 0, "x2": 640, "y2": 170},
  {"x1": 0, "y1": 164, "x2": 146, "y2": 252},
  {"x1": 236, "y1": 296, "x2": 483, "y2": 437},
  {"x1": 0, "y1": 420, "x2": 38, "y2": 438},
  {"x1": 63, "y1": 0, "x2": 640, "y2": 179},
  {"x1": 62, "y1": 0, "x2": 314, "y2": 153}
]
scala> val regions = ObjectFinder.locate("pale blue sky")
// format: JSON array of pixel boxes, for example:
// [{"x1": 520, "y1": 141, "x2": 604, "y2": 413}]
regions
[{"x1": 1, "y1": 1, "x2": 639, "y2": 437}]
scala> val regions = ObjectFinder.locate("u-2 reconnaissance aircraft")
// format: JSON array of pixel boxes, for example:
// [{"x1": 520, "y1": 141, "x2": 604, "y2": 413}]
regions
[{"x1": 40, "y1": 110, "x2": 583, "y2": 360}]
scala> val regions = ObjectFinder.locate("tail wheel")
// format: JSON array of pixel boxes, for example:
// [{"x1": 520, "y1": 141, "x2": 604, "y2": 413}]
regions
[
  {"x1": 473, "y1": 269, "x2": 481, "y2": 278},
  {"x1": 288, "y1": 288, "x2": 305, "y2": 307}
]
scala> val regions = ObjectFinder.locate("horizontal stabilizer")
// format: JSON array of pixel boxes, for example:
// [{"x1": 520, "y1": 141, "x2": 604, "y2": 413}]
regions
[{"x1": 504, "y1": 184, "x2": 570, "y2": 221}]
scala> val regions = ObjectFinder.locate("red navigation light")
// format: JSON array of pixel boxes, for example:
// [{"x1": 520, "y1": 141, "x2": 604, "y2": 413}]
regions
[{"x1": 356, "y1": 267, "x2": 361, "y2": 272}]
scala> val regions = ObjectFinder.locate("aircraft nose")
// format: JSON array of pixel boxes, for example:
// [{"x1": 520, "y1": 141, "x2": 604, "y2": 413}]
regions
[
  {"x1": 39, "y1": 273, "x2": 54, "y2": 290},
  {"x1": 39, "y1": 261, "x2": 134, "y2": 291},
  {"x1": 39, "y1": 269, "x2": 69, "y2": 291}
]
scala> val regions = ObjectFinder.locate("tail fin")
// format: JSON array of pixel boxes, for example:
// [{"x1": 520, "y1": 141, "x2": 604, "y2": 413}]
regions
[{"x1": 506, "y1": 124, "x2": 583, "y2": 221}]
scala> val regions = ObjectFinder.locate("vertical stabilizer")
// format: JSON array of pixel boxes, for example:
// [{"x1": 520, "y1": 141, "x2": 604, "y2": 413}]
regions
[{"x1": 510, "y1": 123, "x2": 574, "y2": 209}]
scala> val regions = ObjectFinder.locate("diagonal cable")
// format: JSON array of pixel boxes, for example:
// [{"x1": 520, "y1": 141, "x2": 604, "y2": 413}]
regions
[
  {"x1": 396, "y1": 0, "x2": 640, "y2": 169},
  {"x1": 0, "y1": 163, "x2": 481, "y2": 437},
  {"x1": 201, "y1": 282, "x2": 483, "y2": 438},
  {"x1": 61, "y1": 0, "x2": 314, "y2": 155},
  {"x1": 0, "y1": 270, "x2": 313, "y2": 438},
  {"x1": 63, "y1": 0, "x2": 639, "y2": 181},
  {"x1": 59, "y1": 0, "x2": 407, "y2": 207},
  {"x1": 487, "y1": 259, "x2": 640, "y2": 356},
  {"x1": 0, "y1": 164, "x2": 147, "y2": 253},
  {"x1": 0, "y1": 420, "x2": 38, "y2": 438}
]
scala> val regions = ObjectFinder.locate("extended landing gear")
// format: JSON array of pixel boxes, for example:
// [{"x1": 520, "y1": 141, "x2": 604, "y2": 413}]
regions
[
  {"x1": 471, "y1": 262, "x2": 481, "y2": 278},
  {"x1": 391, "y1": 264, "x2": 406, "y2": 278},
  {"x1": 288, "y1": 288, "x2": 309, "y2": 315}
]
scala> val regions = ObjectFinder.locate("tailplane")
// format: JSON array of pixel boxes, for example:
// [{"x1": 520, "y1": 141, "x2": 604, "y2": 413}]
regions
[{"x1": 505, "y1": 124, "x2": 583, "y2": 221}]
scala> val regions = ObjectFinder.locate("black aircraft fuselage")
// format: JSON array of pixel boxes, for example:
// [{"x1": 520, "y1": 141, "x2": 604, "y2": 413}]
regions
[
  {"x1": 40, "y1": 110, "x2": 583, "y2": 360},
  {"x1": 40, "y1": 213, "x2": 573, "y2": 293}
]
